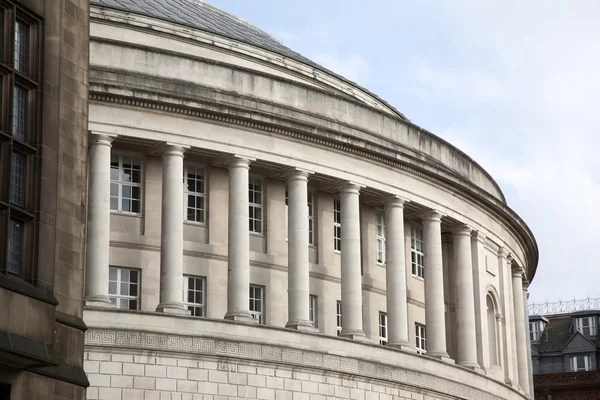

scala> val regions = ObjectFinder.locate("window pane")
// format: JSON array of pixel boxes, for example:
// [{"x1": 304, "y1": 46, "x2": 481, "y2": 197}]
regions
[
  {"x1": 12, "y1": 86, "x2": 27, "y2": 140},
  {"x1": 7, "y1": 219, "x2": 23, "y2": 275},
  {"x1": 14, "y1": 21, "x2": 28, "y2": 74},
  {"x1": 10, "y1": 152, "x2": 25, "y2": 206}
]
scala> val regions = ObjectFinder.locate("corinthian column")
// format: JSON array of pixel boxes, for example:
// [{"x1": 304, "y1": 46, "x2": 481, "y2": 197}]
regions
[
  {"x1": 512, "y1": 267, "x2": 530, "y2": 395},
  {"x1": 452, "y1": 225, "x2": 478, "y2": 367},
  {"x1": 85, "y1": 133, "x2": 115, "y2": 308},
  {"x1": 339, "y1": 182, "x2": 366, "y2": 339},
  {"x1": 224, "y1": 156, "x2": 256, "y2": 322},
  {"x1": 157, "y1": 144, "x2": 189, "y2": 314},
  {"x1": 422, "y1": 211, "x2": 449, "y2": 360},
  {"x1": 384, "y1": 197, "x2": 412, "y2": 350},
  {"x1": 286, "y1": 169, "x2": 315, "y2": 331}
]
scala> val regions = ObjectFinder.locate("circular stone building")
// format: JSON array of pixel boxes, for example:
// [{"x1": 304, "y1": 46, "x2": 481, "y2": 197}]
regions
[{"x1": 83, "y1": 1, "x2": 538, "y2": 399}]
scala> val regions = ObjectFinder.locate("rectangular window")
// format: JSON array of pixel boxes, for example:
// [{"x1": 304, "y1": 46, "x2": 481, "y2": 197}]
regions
[
  {"x1": 334, "y1": 199, "x2": 341, "y2": 251},
  {"x1": 183, "y1": 275, "x2": 205, "y2": 317},
  {"x1": 249, "y1": 178, "x2": 262, "y2": 233},
  {"x1": 108, "y1": 267, "x2": 140, "y2": 310},
  {"x1": 309, "y1": 295, "x2": 318, "y2": 327},
  {"x1": 249, "y1": 285, "x2": 264, "y2": 324},
  {"x1": 336, "y1": 300, "x2": 342, "y2": 336},
  {"x1": 12, "y1": 86, "x2": 26, "y2": 140},
  {"x1": 411, "y1": 227, "x2": 424, "y2": 278},
  {"x1": 10, "y1": 152, "x2": 24, "y2": 207},
  {"x1": 14, "y1": 20, "x2": 28, "y2": 74},
  {"x1": 184, "y1": 165, "x2": 205, "y2": 223},
  {"x1": 529, "y1": 321, "x2": 540, "y2": 342},
  {"x1": 110, "y1": 154, "x2": 142, "y2": 214},
  {"x1": 570, "y1": 355, "x2": 591, "y2": 372},
  {"x1": 7, "y1": 219, "x2": 22, "y2": 275},
  {"x1": 379, "y1": 312, "x2": 388, "y2": 345},
  {"x1": 376, "y1": 212, "x2": 385, "y2": 264},
  {"x1": 415, "y1": 323, "x2": 427, "y2": 354},
  {"x1": 576, "y1": 317, "x2": 597, "y2": 337}
]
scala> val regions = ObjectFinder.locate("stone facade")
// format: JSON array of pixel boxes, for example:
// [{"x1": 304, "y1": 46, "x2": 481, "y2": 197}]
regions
[
  {"x1": 0, "y1": 0, "x2": 89, "y2": 398},
  {"x1": 82, "y1": 1, "x2": 538, "y2": 400}
]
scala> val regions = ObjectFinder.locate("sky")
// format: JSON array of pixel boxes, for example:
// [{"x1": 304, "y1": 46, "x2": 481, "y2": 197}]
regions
[{"x1": 207, "y1": 0, "x2": 600, "y2": 304}]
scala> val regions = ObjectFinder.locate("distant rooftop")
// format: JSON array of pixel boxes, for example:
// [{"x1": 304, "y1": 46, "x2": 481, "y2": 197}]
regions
[{"x1": 529, "y1": 298, "x2": 600, "y2": 316}]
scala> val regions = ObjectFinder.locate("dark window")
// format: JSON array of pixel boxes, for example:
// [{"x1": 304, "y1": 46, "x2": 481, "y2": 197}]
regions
[
  {"x1": 12, "y1": 86, "x2": 26, "y2": 140},
  {"x1": 14, "y1": 20, "x2": 28, "y2": 74},
  {"x1": 7, "y1": 219, "x2": 22, "y2": 275}
]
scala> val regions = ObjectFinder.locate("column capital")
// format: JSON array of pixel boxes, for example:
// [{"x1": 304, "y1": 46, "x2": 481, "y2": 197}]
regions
[
  {"x1": 420, "y1": 209, "x2": 445, "y2": 223},
  {"x1": 451, "y1": 224, "x2": 473, "y2": 236},
  {"x1": 471, "y1": 230, "x2": 487, "y2": 244},
  {"x1": 89, "y1": 133, "x2": 116, "y2": 147},
  {"x1": 216, "y1": 154, "x2": 255, "y2": 169},
  {"x1": 285, "y1": 169, "x2": 314, "y2": 183},
  {"x1": 383, "y1": 195, "x2": 409, "y2": 208},
  {"x1": 160, "y1": 143, "x2": 189, "y2": 158},
  {"x1": 512, "y1": 266, "x2": 525, "y2": 279},
  {"x1": 497, "y1": 246, "x2": 510, "y2": 259},
  {"x1": 334, "y1": 180, "x2": 364, "y2": 195}
]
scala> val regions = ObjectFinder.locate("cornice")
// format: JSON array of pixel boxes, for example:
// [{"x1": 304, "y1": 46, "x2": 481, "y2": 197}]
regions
[{"x1": 91, "y1": 88, "x2": 538, "y2": 281}]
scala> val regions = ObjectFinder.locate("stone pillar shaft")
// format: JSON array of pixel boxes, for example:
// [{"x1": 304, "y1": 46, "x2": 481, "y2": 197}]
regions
[
  {"x1": 422, "y1": 211, "x2": 449, "y2": 358},
  {"x1": 512, "y1": 269, "x2": 530, "y2": 394},
  {"x1": 157, "y1": 144, "x2": 188, "y2": 313},
  {"x1": 224, "y1": 156, "x2": 255, "y2": 322},
  {"x1": 384, "y1": 198, "x2": 411, "y2": 349},
  {"x1": 286, "y1": 170, "x2": 313, "y2": 330},
  {"x1": 85, "y1": 134, "x2": 114, "y2": 307},
  {"x1": 453, "y1": 225, "x2": 478, "y2": 367},
  {"x1": 340, "y1": 183, "x2": 365, "y2": 338},
  {"x1": 499, "y1": 248, "x2": 516, "y2": 385}
]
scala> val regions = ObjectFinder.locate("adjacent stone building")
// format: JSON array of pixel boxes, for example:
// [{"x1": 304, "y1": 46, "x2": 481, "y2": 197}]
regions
[{"x1": 0, "y1": 0, "x2": 90, "y2": 398}]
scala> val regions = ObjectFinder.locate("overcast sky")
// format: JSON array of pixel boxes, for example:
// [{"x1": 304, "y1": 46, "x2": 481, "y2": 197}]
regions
[{"x1": 207, "y1": 0, "x2": 600, "y2": 304}]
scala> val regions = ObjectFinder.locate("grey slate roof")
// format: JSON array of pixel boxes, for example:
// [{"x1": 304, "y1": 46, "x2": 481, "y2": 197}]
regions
[
  {"x1": 533, "y1": 315, "x2": 600, "y2": 353},
  {"x1": 89, "y1": 0, "x2": 408, "y2": 120}
]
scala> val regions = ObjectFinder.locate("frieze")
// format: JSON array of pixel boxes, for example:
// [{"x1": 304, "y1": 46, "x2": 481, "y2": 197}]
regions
[{"x1": 85, "y1": 328, "x2": 508, "y2": 400}]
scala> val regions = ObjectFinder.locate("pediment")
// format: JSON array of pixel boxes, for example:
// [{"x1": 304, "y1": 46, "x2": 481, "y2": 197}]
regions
[{"x1": 561, "y1": 332, "x2": 597, "y2": 353}]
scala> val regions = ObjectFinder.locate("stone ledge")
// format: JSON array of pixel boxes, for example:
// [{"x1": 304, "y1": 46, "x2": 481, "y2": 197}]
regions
[{"x1": 0, "y1": 274, "x2": 59, "y2": 306}]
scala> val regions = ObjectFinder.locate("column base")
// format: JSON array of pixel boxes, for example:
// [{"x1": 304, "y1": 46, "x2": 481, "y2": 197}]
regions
[
  {"x1": 156, "y1": 303, "x2": 190, "y2": 315},
  {"x1": 84, "y1": 296, "x2": 115, "y2": 308},
  {"x1": 340, "y1": 330, "x2": 368, "y2": 341},
  {"x1": 427, "y1": 352, "x2": 455, "y2": 364},
  {"x1": 224, "y1": 311, "x2": 257, "y2": 324},
  {"x1": 285, "y1": 320, "x2": 318, "y2": 332},
  {"x1": 388, "y1": 341, "x2": 416, "y2": 353},
  {"x1": 458, "y1": 361, "x2": 483, "y2": 372}
]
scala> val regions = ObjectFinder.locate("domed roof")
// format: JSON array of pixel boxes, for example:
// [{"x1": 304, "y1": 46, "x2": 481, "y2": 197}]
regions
[{"x1": 90, "y1": 0, "x2": 408, "y2": 120}]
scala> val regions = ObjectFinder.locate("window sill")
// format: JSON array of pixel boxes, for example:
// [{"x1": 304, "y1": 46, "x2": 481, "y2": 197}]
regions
[
  {"x1": 110, "y1": 211, "x2": 142, "y2": 218},
  {"x1": 184, "y1": 221, "x2": 206, "y2": 227},
  {"x1": 334, "y1": 250, "x2": 341, "y2": 255},
  {"x1": 0, "y1": 273, "x2": 58, "y2": 306},
  {"x1": 250, "y1": 232, "x2": 265, "y2": 237},
  {"x1": 412, "y1": 275, "x2": 425, "y2": 282},
  {"x1": 377, "y1": 262, "x2": 386, "y2": 268}
]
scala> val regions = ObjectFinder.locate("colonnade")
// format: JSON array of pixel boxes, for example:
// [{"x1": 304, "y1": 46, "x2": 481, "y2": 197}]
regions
[{"x1": 84, "y1": 134, "x2": 531, "y2": 395}]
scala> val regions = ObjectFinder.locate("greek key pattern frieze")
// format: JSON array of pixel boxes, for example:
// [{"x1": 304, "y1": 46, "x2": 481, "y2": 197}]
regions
[{"x1": 85, "y1": 328, "x2": 504, "y2": 400}]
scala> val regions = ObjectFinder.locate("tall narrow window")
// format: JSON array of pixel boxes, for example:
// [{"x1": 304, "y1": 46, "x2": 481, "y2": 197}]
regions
[
  {"x1": 308, "y1": 192, "x2": 314, "y2": 245},
  {"x1": 108, "y1": 267, "x2": 140, "y2": 310},
  {"x1": 183, "y1": 275, "x2": 205, "y2": 316},
  {"x1": 10, "y1": 152, "x2": 24, "y2": 207},
  {"x1": 14, "y1": 20, "x2": 28, "y2": 74},
  {"x1": 487, "y1": 295, "x2": 499, "y2": 366},
  {"x1": 249, "y1": 285, "x2": 264, "y2": 324},
  {"x1": 336, "y1": 300, "x2": 342, "y2": 336},
  {"x1": 333, "y1": 199, "x2": 341, "y2": 251},
  {"x1": 529, "y1": 321, "x2": 540, "y2": 342},
  {"x1": 376, "y1": 212, "x2": 385, "y2": 264},
  {"x1": 309, "y1": 295, "x2": 318, "y2": 327},
  {"x1": 576, "y1": 317, "x2": 597, "y2": 337},
  {"x1": 110, "y1": 154, "x2": 142, "y2": 213},
  {"x1": 12, "y1": 86, "x2": 26, "y2": 140},
  {"x1": 184, "y1": 165, "x2": 205, "y2": 223},
  {"x1": 7, "y1": 219, "x2": 22, "y2": 275},
  {"x1": 249, "y1": 178, "x2": 262, "y2": 233},
  {"x1": 415, "y1": 323, "x2": 427, "y2": 354},
  {"x1": 411, "y1": 227, "x2": 424, "y2": 278},
  {"x1": 379, "y1": 312, "x2": 388, "y2": 345}
]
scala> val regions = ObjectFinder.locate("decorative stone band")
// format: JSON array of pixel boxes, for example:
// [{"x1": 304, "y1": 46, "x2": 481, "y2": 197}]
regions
[{"x1": 85, "y1": 327, "x2": 515, "y2": 400}]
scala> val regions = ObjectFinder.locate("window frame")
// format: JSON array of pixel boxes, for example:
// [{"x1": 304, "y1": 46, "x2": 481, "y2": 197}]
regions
[
  {"x1": 248, "y1": 176, "x2": 263, "y2": 234},
  {"x1": 309, "y1": 294, "x2": 318, "y2": 328},
  {"x1": 411, "y1": 226, "x2": 425, "y2": 279},
  {"x1": 249, "y1": 284, "x2": 265, "y2": 324},
  {"x1": 333, "y1": 199, "x2": 341, "y2": 251},
  {"x1": 576, "y1": 317, "x2": 597, "y2": 337},
  {"x1": 415, "y1": 323, "x2": 427, "y2": 354},
  {"x1": 336, "y1": 300, "x2": 342, "y2": 336},
  {"x1": 182, "y1": 275, "x2": 206, "y2": 317},
  {"x1": 529, "y1": 321, "x2": 540, "y2": 342},
  {"x1": 376, "y1": 212, "x2": 385, "y2": 264},
  {"x1": 183, "y1": 164, "x2": 206, "y2": 224},
  {"x1": 110, "y1": 153, "x2": 143, "y2": 215},
  {"x1": 379, "y1": 312, "x2": 388, "y2": 345},
  {"x1": 570, "y1": 355, "x2": 592, "y2": 372},
  {"x1": 108, "y1": 266, "x2": 140, "y2": 310}
]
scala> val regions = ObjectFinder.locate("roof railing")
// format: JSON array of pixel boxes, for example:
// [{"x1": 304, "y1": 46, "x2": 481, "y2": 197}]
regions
[{"x1": 528, "y1": 298, "x2": 600, "y2": 315}]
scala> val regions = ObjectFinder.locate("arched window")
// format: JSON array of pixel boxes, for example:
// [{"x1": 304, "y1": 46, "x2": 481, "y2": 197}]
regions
[{"x1": 487, "y1": 294, "x2": 500, "y2": 367}]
